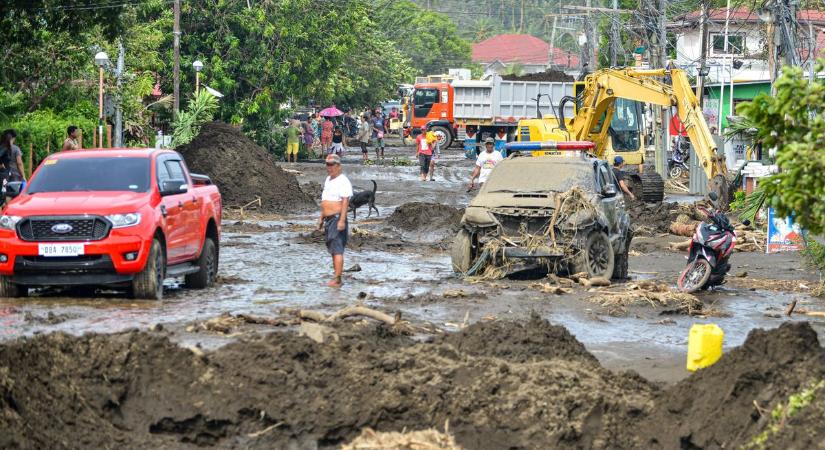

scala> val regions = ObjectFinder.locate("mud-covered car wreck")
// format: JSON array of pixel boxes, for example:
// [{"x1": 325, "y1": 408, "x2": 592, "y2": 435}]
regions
[{"x1": 451, "y1": 153, "x2": 632, "y2": 279}]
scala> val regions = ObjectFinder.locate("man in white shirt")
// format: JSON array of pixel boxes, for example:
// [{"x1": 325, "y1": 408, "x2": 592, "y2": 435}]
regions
[
  {"x1": 317, "y1": 154, "x2": 353, "y2": 287},
  {"x1": 468, "y1": 138, "x2": 503, "y2": 190}
]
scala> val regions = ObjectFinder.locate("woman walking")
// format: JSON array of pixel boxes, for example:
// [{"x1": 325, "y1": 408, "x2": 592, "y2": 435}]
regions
[
  {"x1": 0, "y1": 130, "x2": 25, "y2": 183},
  {"x1": 320, "y1": 117, "x2": 333, "y2": 152},
  {"x1": 330, "y1": 126, "x2": 345, "y2": 155},
  {"x1": 301, "y1": 120, "x2": 315, "y2": 157}
]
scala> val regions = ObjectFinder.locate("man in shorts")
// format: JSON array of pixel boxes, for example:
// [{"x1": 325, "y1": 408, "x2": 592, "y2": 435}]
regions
[
  {"x1": 285, "y1": 120, "x2": 300, "y2": 163},
  {"x1": 317, "y1": 154, "x2": 352, "y2": 287},
  {"x1": 468, "y1": 138, "x2": 503, "y2": 190}
]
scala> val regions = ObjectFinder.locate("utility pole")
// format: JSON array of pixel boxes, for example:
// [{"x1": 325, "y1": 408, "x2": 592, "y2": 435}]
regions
[
  {"x1": 114, "y1": 39, "x2": 124, "y2": 148},
  {"x1": 610, "y1": 0, "x2": 618, "y2": 66},
  {"x1": 173, "y1": 0, "x2": 181, "y2": 117},
  {"x1": 656, "y1": 0, "x2": 668, "y2": 177},
  {"x1": 695, "y1": 1, "x2": 709, "y2": 107},
  {"x1": 549, "y1": 15, "x2": 558, "y2": 68}
]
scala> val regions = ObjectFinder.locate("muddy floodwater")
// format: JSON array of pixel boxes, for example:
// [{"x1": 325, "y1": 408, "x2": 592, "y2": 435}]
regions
[{"x1": 1, "y1": 145, "x2": 823, "y2": 384}]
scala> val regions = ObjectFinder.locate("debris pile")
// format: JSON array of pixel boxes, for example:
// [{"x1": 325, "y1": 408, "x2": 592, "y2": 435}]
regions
[
  {"x1": 586, "y1": 281, "x2": 703, "y2": 316},
  {"x1": 500, "y1": 69, "x2": 574, "y2": 82},
  {"x1": 177, "y1": 122, "x2": 315, "y2": 213},
  {"x1": 342, "y1": 427, "x2": 463, "y2": 450}
]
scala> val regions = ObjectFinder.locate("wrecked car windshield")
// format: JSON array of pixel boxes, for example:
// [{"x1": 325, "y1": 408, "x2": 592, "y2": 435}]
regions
[{"x1": 484, "y1": 160, "x2": 595, "y2": 193}]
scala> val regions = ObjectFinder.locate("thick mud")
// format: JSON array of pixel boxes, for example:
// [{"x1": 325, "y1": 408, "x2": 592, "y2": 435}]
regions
[
  {"x1": 178, "y1": 122, "x2": 315, "y2": 213},
  {"x1": 1, "y1": 318, "x2": 822, "y2": 449}
]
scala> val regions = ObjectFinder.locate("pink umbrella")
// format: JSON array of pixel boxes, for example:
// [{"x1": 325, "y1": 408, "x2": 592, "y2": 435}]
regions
[{"x1": 318, "y1": 105, "x2": 344, "y2": 117}]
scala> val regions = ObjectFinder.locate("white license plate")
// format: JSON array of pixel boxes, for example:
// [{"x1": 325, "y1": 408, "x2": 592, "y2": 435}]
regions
[{"x1": 38, "y1": 243, "x2": 85, "y2": 257}]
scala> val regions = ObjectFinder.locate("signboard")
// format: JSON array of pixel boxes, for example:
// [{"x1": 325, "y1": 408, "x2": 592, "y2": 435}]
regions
[{"x1": 766, "y1": 208, "x2": 805, "y2": 253}]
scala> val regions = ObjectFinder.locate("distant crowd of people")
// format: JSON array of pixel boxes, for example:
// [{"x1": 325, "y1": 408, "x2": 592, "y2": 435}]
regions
[{"x1": 283, "y1": 106, "x2": 401, "y2": 163}]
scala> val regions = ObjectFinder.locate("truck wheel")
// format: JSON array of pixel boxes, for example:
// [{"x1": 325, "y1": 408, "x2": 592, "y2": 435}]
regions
[
  {"x1": 0, "y1": 276, "x2": 24, "y2": 298},
  {"x1": 185, "y1": 238, "x2": 218, "y2": 289},
  {"x1": 570, "y1": 231, "x2": 615, "y2": 279},
  {"x1": 132, "y1": 239, "x2": 165, "y2": 300},
  {"x1": 430, "y1": 125, "x2": 453, "y2": 149},
  {"x1": 640, "y1": 172, "x2": 665, "y2": 203},
  {"x1": 612, "y1": 230, "x2": 632, "y2": 280},
  {"x1": 451, "y1": 230, "x2": 474, "y2": 273}
]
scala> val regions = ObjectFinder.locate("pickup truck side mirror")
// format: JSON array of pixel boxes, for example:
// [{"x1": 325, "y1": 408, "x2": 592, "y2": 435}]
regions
[
  {"x1": 4, "y1": 181, "x2": 23, "y2": 198},
  {"x1": 160, "y1": 179, "x2": 188, "y2": 196},
  {"x1": 602, "y1": 183, "x2": 617, "y2": 197}
]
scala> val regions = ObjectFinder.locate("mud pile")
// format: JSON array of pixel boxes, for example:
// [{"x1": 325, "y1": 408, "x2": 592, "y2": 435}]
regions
[
  {"x1": 387, "y1": 202, "x2": 463, "y2": 241},
  {"x1": 501, "y1": 69, "x2": 574, "y2": 82},
  {"x1": 1, "y1": 319, "x2": 823, "y2": 450},
  {"x1": 639, "y1": 322, "x2": 825, "y2": 449},
  {"x1": 627, "y1": 201, "x2": 680, "y2": 234},
  {"x1": 177, "y1": 122, "x2": 315, "y2": 213}
]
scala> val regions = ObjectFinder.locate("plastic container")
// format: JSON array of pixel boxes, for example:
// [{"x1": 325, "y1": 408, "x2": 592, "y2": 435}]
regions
[{"x1": 687, "y1": 323, "x2": 724, "y2": 372}]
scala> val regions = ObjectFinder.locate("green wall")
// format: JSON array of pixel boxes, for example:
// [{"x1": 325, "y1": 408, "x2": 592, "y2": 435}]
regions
[{"x1": 704, "y1": 82, "x2": 771, "y2": 129}]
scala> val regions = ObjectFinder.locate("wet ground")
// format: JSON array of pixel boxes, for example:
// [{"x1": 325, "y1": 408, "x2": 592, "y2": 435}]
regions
[{"x1": 1, "y1": 141, "x2": 823, "y2": 384}]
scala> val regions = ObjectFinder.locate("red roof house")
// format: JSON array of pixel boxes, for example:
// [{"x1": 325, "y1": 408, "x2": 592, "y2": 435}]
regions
[{"x1": 472, "y1": 34, "x2": 581, "y2": 69}]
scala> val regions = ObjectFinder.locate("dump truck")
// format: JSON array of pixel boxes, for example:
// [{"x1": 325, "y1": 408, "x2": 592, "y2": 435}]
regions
[{"x1": 408, "y1": 74, "x2": 575, "y2": 149}]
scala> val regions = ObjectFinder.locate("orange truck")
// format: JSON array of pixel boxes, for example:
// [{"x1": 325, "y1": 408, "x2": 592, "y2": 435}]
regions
[{"x1": 407, "y1": 75, "x2": 574, "y2": 149}]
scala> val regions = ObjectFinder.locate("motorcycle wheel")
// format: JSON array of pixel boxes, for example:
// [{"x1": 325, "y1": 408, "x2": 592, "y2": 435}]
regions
[
  {"x1": 669, "y1": 165, "x2": 684, "y2": 179},
  {"x1": 678, "y1": 258, "x2": 712, "y2": 293}
]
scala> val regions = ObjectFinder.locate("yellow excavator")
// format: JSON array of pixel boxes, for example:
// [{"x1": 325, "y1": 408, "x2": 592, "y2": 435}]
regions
[{"x1": 515, "y1": 68, "x2": 729, "y2": 203}]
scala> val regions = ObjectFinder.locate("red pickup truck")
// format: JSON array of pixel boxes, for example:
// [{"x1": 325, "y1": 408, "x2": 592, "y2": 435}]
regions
[{"x1": 0, "y1": 149, "x2": 222, "y2": 300}]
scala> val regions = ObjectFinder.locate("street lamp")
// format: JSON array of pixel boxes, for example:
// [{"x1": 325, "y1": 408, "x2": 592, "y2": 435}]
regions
[
  {"x1": 94, "y1": 51, "x2": 109, "y2": 148},
  {"x1": 192, "y1": 60, "x2": 204, "y2": 94}
]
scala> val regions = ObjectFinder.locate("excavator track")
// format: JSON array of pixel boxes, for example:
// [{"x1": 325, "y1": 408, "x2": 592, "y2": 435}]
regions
[{"x1": 640, "y1": 172, "x2": 665, "y2": 203}]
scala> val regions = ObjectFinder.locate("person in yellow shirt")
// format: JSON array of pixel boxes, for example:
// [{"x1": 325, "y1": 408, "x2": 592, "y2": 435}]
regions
[{"x1": 425, "y1": 129, "x2": 441, "y2": 181}]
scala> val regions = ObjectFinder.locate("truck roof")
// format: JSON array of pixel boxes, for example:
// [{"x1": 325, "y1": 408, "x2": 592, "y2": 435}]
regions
[{"x1": 45, "y1": 148, "x2": 176, "y2": 159}]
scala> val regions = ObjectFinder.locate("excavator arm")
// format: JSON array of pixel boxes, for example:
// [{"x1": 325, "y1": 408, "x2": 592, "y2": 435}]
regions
[{"x1": 565, "y1": 68, "x2": 728, "y2": 197}]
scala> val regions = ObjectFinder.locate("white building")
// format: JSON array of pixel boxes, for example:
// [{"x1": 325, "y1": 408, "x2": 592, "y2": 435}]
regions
[{"x1": 669, "y1": 8, "x2": 825, "y2": 84}]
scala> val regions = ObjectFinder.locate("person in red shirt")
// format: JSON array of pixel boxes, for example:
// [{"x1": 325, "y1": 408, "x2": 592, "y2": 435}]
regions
[{"x1": 414, "y1": 129, "x2": 433, "y2": 182}]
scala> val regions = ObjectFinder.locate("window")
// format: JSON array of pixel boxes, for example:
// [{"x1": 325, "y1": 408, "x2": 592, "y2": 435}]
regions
[
  {"x1": 27, "y1": 157, "x2": 151, "y2": 193},
  {"x1": 165, "y1": 160, "x2": 186, "y2": 180},
  {"x1": 156, "y1": 160, "x2": 171, "y2": 185},
  {"x1": 414, "y1": 89, "x2": 439, "y2": 105},
  {"x1": 711, "y1": 34, "x2": 744, "y2": 55}
]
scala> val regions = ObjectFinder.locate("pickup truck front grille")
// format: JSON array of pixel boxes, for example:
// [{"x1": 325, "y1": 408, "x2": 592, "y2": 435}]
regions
[{"x1": 17, "y1": 217, "x2": 110, "y2": 242}]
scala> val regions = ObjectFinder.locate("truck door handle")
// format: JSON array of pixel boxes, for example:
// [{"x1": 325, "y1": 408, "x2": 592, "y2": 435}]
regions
[
  {"x1": 192, "y1": 196, "x2": 198, "y2": 204},
  {"x1": 160, "y1": 205, "x2": 167, "y2": 217},
  {"x1": 178, "y1": 201, "x2": 184, "y2": 208}
]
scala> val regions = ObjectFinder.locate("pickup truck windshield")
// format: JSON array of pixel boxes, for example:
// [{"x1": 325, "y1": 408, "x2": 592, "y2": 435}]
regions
[{"x1": 27, "y1": 157, "x2": 151, "y2": 193}]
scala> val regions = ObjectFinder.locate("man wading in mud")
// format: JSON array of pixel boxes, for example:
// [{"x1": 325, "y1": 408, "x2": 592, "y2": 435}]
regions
[
  {"x1": 317, "y1": 154, "x2": 352, "y2": 287},
  {"x1": 468, "y1": 137, "x2": 503, "y2": 190}
]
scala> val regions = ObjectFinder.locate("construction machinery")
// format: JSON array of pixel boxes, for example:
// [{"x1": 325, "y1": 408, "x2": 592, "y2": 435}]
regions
[{"x1": 516, "y1": 68, "x2": 729, "y2": 203}]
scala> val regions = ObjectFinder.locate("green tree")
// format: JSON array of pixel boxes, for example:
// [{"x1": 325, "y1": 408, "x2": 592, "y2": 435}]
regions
[
  {"x1": 737, "y1": 64, "x2": 825, "y2": 234},
  {"x1": 375, "y1": 0, "x2": 472, "y2": 75}
]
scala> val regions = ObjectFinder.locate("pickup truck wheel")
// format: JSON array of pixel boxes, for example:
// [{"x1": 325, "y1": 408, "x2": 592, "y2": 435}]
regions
[
  {"x1": 570, "y1": 231, "x2": 615, "y2": 279},
  {"x1": 132, "y1": 239, "x2": 165, "y2": 300},
  {"x1": 612, "y1": 230, "x2": 632, "y2": 280},
  {"x1": 185, "y1": 238, "x2": 218, "y2": 289},
  {"x1": 0, "y1": 276, "x2": 24, "y2": 298},
  {"x1": 451, "y1": 230, "x2": 474, "y2": 273}
]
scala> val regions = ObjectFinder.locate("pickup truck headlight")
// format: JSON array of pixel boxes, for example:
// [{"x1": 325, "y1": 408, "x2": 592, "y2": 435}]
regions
[
  {"x1": 0, "y1": 215, "x2": 21, "y2": 230},
  {"x1": 106, "y1": 213, "x2": 141, "y2": 229}
]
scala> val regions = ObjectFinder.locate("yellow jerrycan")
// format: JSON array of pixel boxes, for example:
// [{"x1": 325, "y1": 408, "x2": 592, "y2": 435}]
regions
[{"x1": 687, "y1": 324, "x2": 724, "y2": 372}]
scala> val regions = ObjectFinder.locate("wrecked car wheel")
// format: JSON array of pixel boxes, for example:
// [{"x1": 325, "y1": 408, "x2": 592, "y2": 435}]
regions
[
  {"x1": 571, "y1": 231, "x2": 614, "y2": 279},
  {"x1": 612, "y1": 230, "x2": 632, "y2": 280},
  {"x1": 451, "y1": 229, "x2": 475, "y2": 273}
]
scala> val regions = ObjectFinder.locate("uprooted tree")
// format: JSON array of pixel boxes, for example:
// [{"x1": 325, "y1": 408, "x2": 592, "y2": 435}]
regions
[{"x1": 736, "y1": 63, "x2": 825, "y2": 235}]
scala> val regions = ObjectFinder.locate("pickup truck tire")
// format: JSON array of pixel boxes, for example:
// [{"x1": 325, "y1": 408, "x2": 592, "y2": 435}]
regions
[
  {"x1": 451, "y1": 230, "x2": 474, "y2": 273},
  {"x1": 612, "y1": 230, "x2": 632, "y2": 280},
  {"x1": 185, "y1": 237, "x2": 218, "y2": 289},
  {"x1": 132, "y1": 239, "x2": 165, "y2": 300},
  {"x1": 0, "y1": 276, "x2": 24, "y2": 298},
  {"x1": 570, "y1": 231, "x2": 615, "y2": 279}
]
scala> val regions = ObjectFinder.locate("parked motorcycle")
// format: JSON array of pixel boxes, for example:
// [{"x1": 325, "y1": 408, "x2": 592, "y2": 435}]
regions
[
  {"x1": 677, "y1": 192, "x2": 740, "y2": 293},
  {"x1": 668, "y1": 139, "x2": 690, "y2": 179}
]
